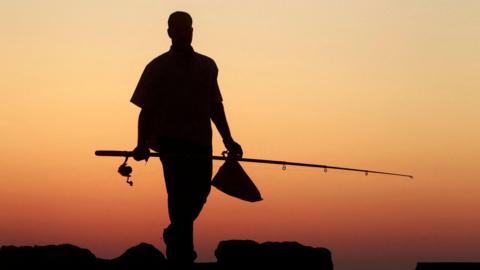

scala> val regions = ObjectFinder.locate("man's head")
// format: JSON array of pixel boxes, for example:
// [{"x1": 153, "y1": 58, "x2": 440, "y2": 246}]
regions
[{"x1": 168, "y1": 11, "x2": 193, "y2": 47}]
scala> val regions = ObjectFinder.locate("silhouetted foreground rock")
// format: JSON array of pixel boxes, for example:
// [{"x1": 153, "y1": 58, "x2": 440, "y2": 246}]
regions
[
  {"x1": 416, "y1": 262, "x2": 480, "y2": 270},
  {"x1": 106, "y1": 242, "x2": 166, "y2": 269},
  {"x1": 0, "y1": 240, "x2": 333, "y2": 269},
  {"x1": 215, "y1": 240, "x2": 333, "y2": 270},
  {"x1": 0, "y1": 243, "x2": 164, "y2": 270},
  {"x1": 0, "y1": 243, "x2": 97, "y2": 269}
]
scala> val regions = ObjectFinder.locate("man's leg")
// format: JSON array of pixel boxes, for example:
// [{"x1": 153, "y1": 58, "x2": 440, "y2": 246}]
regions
[{"x1": 159, "y1": 141, "x2": 212, "y2": 264}]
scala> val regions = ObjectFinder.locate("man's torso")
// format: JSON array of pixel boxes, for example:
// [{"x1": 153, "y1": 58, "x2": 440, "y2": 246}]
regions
[{"x1": 131, "y1": 48, "x2": 222, "y2": 148}]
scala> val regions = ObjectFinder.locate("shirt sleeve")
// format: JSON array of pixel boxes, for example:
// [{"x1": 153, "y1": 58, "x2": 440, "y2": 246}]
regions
[
  {"x1": 210, "y1": 61, "x2": 223, "y2": 104},
  {"x1": 130, "y1": 64, "x2": 154, "y2": 109}
]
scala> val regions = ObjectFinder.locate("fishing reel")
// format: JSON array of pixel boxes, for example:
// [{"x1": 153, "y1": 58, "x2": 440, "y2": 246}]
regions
[{"x1": 118, "y1": 156, "x2": 133, "y2": 186}]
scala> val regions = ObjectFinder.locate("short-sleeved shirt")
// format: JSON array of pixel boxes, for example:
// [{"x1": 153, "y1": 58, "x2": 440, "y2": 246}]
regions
[{"x1": 130, "y1": 46, "x2": 222, "y2": 148}]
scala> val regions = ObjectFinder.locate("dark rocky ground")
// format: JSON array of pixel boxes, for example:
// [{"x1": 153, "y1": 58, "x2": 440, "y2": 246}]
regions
[
  {"x1": 0, "y1": 240, "x2": 333, "y2": 269},
  {"x1": 415, "y1": 262, "x2": 480, "y2": 270},
  {"x1": 3, "y1": 240, "x2": 478, "y2": 270}
]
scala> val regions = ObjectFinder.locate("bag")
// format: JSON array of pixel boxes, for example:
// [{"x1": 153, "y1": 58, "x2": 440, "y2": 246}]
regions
[{"x1": 211, "y1": 160, "x2": 262, "y2": 202}]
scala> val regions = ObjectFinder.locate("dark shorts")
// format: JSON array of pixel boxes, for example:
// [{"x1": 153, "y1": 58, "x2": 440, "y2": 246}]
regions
[{"x1": 155, "y1": 138, "x2": 212, "y2": 224}]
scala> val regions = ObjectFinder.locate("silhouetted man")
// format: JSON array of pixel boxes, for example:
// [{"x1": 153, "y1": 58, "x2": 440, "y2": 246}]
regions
[{"x1": 130, "y1": 11, "x2": 242, "y2": 265}]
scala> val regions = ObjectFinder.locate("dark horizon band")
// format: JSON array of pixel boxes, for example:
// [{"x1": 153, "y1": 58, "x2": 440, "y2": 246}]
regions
[{"x1": 95, "y1": 150, "x2": 413, "y2": 179}]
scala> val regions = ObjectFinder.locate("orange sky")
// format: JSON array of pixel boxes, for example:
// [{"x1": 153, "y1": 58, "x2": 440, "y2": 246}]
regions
[{"x1": 1, "y1": 1, "x2": 479, "y2": 270}]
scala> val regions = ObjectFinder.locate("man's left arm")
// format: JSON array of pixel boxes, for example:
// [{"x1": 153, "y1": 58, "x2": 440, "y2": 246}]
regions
[
  {"x1": 209, "y1": 60, "x2": 242, "y2": 157},
  {"x1": 211, "y1": 102, "x2": 243, "y2": 158}
]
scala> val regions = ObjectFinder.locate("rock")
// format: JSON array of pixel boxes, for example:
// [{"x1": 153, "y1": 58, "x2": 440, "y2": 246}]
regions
[
  {"x1": 112, "y1": 242, "x2": 166, "y2": 269},
  {"x1": 0, "y1": 243, "x2": 96, "y2": 269},
  {"x1": 0, "y1": 242, "x2": 167, "y2": 270},
  {"x1": 215, "y1": 240, "x2": 259, "y2": 264},
  {"x1": 1, "y1": 240, "x2": 334, "y2": 270},
  {"x1": 416, "y1": 262, "x2": 480, "y2": 270},
  {"x1": 215, "y1": 240, "x2": 333, "y2": 270}
]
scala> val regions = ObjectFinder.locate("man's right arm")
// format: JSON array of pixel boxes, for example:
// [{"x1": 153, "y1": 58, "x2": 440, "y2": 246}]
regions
[
  {"x1": 133, "y1": 108, "x2": 153, "y2": 161},
  {"x1": 131, "y1": 63, "x2": 155, "y2": 161}
]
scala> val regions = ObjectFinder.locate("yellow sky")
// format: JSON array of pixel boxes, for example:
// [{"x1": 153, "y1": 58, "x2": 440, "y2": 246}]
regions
[{"x1": 1, "y1": 1, "x2": 480, "y2": 270}]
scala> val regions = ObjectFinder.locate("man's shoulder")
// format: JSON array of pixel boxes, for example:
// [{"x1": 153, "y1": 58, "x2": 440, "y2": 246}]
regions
[
  {"x1": 144, "y1": 50, "x2": 217, "y2": 71},
  {"x1": 194, "y1": 52, "x2": 217, "y2": 68},
  {"x1": 146, "y1": 52, "x2": 171, "y2": 68}
]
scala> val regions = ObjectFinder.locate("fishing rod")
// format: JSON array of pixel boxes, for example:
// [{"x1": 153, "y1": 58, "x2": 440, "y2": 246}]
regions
[{"x1": 95, "y1": 150, "x2": 413, "y2": 186}]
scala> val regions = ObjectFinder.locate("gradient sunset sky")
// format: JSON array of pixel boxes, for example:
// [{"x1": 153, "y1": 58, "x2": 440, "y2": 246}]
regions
[{"x1": 1, "y1": 1, "x2": 479, "y2": 270}]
